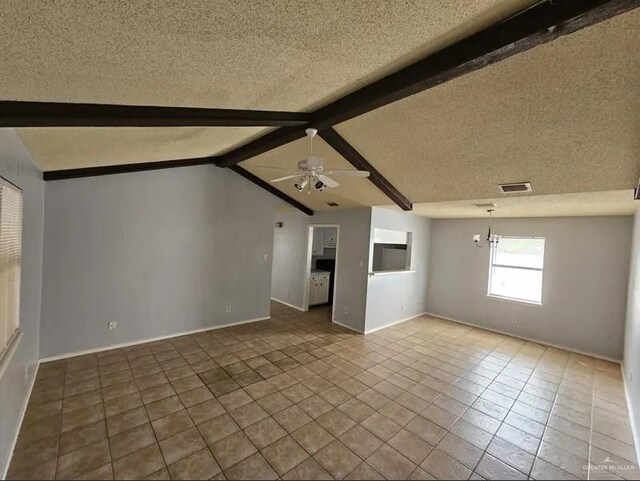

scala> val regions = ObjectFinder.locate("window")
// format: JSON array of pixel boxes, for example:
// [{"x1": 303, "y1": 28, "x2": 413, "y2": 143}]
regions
[
  {"x1": 0, "y1": 177, "x2": 23, "y2": 362},
  {"x1": 488, "y1": 236, "x2": 545, "y2": 304},
  {"x1": 371, "y1": 228, "x2": 412, "y2": 273}
]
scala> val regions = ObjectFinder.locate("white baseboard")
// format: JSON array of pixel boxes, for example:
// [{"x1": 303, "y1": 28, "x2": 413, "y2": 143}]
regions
[
  {"x1": 622, "y1": 364, "x2": 640, "y2": 466},
  {"x1": 2, "y1": 359, "x2": 39, "y2": 480},
  {"x1": 331, "y1": 312, "x2": 428, "y2": 335},
  {"x1": 39, "y1": 316, "x2": 270, "y2": 363},
  {"x1": 424, "y1": 311, "x2": 622, "y2": 364},
  {"x1": 332, "y1": 319, "x2": 364, "y2": 334},
  {"x1": 270, "y1": 298, "x2": 306, "y2": 312},
  {"x1": 364, "y1": 312, "x2": 429, "y2": 335}
]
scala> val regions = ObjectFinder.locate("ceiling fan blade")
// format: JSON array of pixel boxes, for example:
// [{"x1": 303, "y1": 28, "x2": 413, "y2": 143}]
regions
[
  {"x1": 318, "y1": 174, "x2": 340, "y2": 188},
  {"x1": 271, "y1": 175, "x2": 299, "y2": 183},
  {"x1": 323, "y1": 169, "x2": 370, "y2": 177},
  {"x1": 251, "y1": 165, "x2": 300, "y2": 172}
]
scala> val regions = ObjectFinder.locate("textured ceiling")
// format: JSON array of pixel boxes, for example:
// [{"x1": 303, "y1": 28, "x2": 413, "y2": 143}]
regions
[
  {"x1": 0, "y1": 0, "x2": 531, "y2": 110},
  {"x1": 1, "y1": 1, "x2": 638, "y2": 219},
  {"x1": 243, "y1": 137, "x2": 390, "y2": 211},
  {"x1": 398, "y1": 190, "x2": 637, "y2": 219},
  {"x1": 2, "y1": 0, "x2": 535, "y2": 170},
  {"x1": 17, "y1": 127, "x2": 267, "y2": 171},
  {"x1": 336, "y1": 9, "x2": 640, "y2": 203}
]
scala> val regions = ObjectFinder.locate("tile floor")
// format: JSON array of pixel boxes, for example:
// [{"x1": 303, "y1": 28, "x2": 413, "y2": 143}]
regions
[{"x1": 7, "y1": 302, "x2": 639, "y2": 480}]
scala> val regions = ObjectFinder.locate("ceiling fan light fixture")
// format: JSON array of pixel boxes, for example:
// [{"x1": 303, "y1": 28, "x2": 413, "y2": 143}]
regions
[
  {"x1": 294, "y1": 177, "x2": 308, "y2": 191},
  {"x1": 261, "y1": 127, "x2": 369, "y2": 192}
]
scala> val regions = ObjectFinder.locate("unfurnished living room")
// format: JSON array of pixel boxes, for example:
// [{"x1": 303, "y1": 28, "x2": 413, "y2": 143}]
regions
[{"x1": 1, "y1": 1, "x2": 640, "y2": 480}]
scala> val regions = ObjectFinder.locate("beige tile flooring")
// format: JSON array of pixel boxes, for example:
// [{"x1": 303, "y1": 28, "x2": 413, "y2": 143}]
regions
[{"x1": 7, "y1": 302, "x2": 639, "y2": 480}]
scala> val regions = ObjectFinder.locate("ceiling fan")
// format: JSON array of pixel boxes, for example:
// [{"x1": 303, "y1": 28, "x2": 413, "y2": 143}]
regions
[{"x1": 251, "y1": 128, "x2": 370, "y2": 194}]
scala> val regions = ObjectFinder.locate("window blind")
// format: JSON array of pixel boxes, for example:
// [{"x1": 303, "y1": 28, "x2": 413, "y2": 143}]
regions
[{"x1": 0, "y1": 178, "x2": 22, "y2": 354}]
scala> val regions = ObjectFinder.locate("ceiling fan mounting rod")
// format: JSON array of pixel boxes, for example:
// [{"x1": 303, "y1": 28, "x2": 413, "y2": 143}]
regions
[{"x1": 306, "y1": 128, "x2": 318, "y2": 155}]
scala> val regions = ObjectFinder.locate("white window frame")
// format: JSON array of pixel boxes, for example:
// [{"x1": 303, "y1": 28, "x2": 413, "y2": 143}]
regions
[
  {"x1": 487, "y1": 236, "x2": 545, "y2": 306},
  {"x1": 0, "y1": 176, "x2": 23, "y2": 381}
]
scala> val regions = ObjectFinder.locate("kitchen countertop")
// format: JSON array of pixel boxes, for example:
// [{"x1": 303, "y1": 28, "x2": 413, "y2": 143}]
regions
[{"x1": 311, "y1": 269, "x2": 331, "y2": 275}]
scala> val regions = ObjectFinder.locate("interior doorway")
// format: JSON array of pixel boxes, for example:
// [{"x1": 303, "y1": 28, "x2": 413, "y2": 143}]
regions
[{"x1": 304, "y1": 225, "x2": 340, "y2": 318}]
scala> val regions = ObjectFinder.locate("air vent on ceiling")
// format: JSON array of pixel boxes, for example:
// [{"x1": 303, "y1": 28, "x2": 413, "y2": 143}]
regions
[
  {"x1": 473, "y1": 202, "x2": 497, "y2": 208},
  {"x1": 327, "y1": 202, "x2": 339, "y2": 207},
  {"x1": 499, "y1": 182, "x2": 532, "y2": 194}
]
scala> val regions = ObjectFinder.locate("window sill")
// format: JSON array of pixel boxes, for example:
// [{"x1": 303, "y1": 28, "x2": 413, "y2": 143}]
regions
[
  {"x1": 0, "y1": 329, "x2": 23, "y2": 382},
  {"x1": 487, "y1": 294, "x2": 542, "y2": 307},
  {"x1": 369, "y1": 270, "x2": 416, "y2": 277}
]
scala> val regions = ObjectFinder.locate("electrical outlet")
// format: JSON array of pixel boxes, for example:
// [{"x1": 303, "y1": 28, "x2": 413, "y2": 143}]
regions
[
  {"x1": 401, "y1": 305, "x2": 405, "y2": 311},
  {"x1": 108, "y1": 321, "x2": 118, "y2": 332},
  {"x1": 511, "y1": 316, "x2": 517, "y2": 324},
  {"x1": 473, "y1": 234, "x2": 481, "y2": 242},
  {"x1": 226, "y1": 306, "x2": 232, "y2": 313},
  {"x1": 344, "y1": 307, "x2": 349, "y2": 314},
  {"x1": 359, "y1": 260, "x2": 364, "y2": 267},
  {"x1": 263, "y1": 254, "x2": 269, "y2": 261}
]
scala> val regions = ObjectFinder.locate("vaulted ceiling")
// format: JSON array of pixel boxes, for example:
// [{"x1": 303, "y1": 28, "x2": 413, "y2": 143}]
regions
[{"x1": 2, "y1": 0, "x2": 639, "y2": 217}]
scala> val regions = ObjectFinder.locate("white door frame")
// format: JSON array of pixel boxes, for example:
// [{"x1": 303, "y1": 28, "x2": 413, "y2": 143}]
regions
[{"x1": 303, "y1": 224, "x2": 340, "y2": 317}]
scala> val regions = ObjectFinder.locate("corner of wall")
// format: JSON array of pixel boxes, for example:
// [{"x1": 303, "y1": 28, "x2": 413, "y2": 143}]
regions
[
  {"x1": 0, "y1": 130, "x2": 45, "y2": 479},
  {"x1": 623, "y1": 208, "x2": 640, "y2": 463},
  {"x1": 622, "y1": 363, "x2": 640, "y2": 468}
]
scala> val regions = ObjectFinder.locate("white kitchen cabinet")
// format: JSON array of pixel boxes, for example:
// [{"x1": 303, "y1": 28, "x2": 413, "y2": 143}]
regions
[
  {"x1": 309, "y1": 280, "x2": 318, "y2": 305},
  {"x1": 309, "y1": 272, "x2": 331, "y2": 306},
  {"x1": 312, "y1": 228, "x2": 325, "y2": 255},
  {"x1": 324, "y1": 228, "x2": 337, "y2": 248},
  {"x1": 316, "y1": 279, "x2": 329, "y2": 304}
]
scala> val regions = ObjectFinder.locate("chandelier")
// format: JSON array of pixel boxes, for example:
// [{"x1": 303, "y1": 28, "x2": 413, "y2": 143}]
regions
[{"x1": 473, "y1": 209, "x2": 500, "y2": 248}]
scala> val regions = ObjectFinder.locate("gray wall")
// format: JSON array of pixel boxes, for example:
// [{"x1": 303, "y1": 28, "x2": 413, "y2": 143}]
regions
[
  {"x1": 0, "y1": 130, "x2": 44, "y2": 476},
  {"x1": 427, "y1": 216, "x2": 632, "y2": 360},
  {"x1": 271, "y1": 209, "x2": 311, "y2": 310},
  {"x1": 365, "y1": 207, "x2": 431, "y2": 332},
  {"x1": 624, "y1": 209, "x2": 640, "y2": 457},
  {"x1": 40, "y1": 165, "x2": 279, "y2": 358},
  {"x1": 315, "y1": 209, "x2": 371, "y2": 333},
  {"x1": 271, "y1": 208, "x2": 371, "y2": 332}
]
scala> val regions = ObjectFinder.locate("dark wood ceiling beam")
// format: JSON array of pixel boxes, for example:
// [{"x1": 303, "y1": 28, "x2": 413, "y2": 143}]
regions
[
  {"x1": 228, "y1": 165, "x2": 314, "y2": 216},
  {"x1": 0, "y1": 101, "x2": 311, "y2": 127},
  {"x1": 311, "y1": 0, "x2": 640, "y2": 128},
  {"x1": 319, "y1": 128, "x2": 412, "y2": 211},
  {"x1": 216, "y1": 126, "x2": 308, "y2": 167},
  {"x1": 43, "y1": 157, "x2": 214, "y2": 181},
  {"x1": 214, "y1": 0, "x2": 639, "y2": 167}
]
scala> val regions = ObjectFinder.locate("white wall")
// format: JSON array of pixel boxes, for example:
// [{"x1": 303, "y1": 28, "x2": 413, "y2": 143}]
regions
[
  {"x1": 0, "y1": 130, "x2": 44, "y2": 477},
  {"x1": 624, "y1": 209, "x2": 640, "y2": 457},
  {"x1": 365, "y1": 208, "x2": 431, "y2": 332},
  {"x1": 427, "y1": 216, "x2": 632, "y2": 360},
  {"x1": 40, "y1": 165, "x2": 279, "y2": 358}
]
